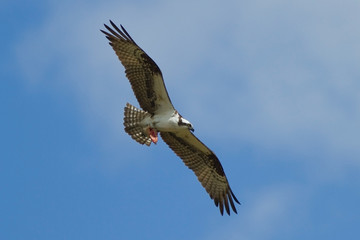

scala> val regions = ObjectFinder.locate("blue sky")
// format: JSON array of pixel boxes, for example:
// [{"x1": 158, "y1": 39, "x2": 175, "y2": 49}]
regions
[{"x1": 2, "y1": 0, "x2": 360, "y2": 239}]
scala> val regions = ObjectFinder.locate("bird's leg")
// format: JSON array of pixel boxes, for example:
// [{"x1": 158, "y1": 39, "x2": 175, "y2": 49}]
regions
[{"x1": 147, "y1": 127, "x2": 158, "y2": 144}]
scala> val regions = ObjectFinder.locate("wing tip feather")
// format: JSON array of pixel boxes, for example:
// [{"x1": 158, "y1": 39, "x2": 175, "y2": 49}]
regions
[
  {"x1": 213, "y1": 187, "x2": 240, "y2": 216},
  {"x1": 101, "y1": 20, "x2": 133, "y2": 43}
]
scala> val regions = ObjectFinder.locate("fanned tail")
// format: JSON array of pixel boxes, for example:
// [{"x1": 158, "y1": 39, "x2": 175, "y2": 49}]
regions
[{"x1": 123, "y1": 103, "x2": 152, "y2": 146}]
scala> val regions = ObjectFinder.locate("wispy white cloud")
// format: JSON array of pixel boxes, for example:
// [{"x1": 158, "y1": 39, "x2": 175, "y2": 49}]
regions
[
  {"x1": 203, "y1": 185, "x2": 304, "y2": 240},
  {"x1": 197, "y1": 0, "x2": 360, "y2": 165}
]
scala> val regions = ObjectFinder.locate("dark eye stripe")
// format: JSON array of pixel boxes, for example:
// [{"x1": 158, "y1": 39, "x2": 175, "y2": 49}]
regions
[{"x1": 178, "y1": 121, "x2": 187, "y2": 126}]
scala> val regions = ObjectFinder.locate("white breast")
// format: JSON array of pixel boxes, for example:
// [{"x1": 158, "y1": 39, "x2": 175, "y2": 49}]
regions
[{"x1": 153, "y1": 111, "x2": 180, "y2": 131}]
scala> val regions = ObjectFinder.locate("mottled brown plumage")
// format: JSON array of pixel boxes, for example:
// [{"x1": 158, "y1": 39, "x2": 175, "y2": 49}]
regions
[
  {"x1": 101, "y1": 21, "x2": 172, "y2": 114},
  {"x1": 160, "y1": 132, "x2": 239, "y2": 215},
  {"x1": 101, "y1": 20, "x2": 240, "y2": 215}
]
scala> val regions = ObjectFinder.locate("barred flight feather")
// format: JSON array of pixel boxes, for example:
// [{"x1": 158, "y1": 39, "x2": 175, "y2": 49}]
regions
[{"x1": 123, "y1": 103, "x2": 152, "y2": 146}]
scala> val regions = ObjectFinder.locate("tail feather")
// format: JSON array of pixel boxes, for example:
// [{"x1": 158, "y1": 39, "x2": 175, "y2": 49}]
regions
[{"x1": 123, "y1": 103, "x2": 152, "y2": 146}]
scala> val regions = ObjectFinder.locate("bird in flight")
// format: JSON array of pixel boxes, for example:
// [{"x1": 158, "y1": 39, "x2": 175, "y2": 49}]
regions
[{"x1": 101, "y1": 20, "x2": 240, "y2": 215}]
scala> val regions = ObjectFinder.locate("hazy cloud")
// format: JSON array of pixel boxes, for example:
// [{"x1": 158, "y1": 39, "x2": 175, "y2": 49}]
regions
[
  {"x1": 13, "y1": 1, "x2": 360, "y2": 239},
  {"x1": 16, "y1": 0, "x2": 360, "y2": 167}
]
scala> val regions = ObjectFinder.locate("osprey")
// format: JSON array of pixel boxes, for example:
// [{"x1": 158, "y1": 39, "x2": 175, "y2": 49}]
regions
[{"x1": 101, "y1": 21, "x2": 240, "y2": 215}]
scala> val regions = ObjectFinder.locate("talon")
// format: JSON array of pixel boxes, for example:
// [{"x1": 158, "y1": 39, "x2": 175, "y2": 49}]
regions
[{"x1": 148, "y1": 127, "x2": 158, "y2": 144}]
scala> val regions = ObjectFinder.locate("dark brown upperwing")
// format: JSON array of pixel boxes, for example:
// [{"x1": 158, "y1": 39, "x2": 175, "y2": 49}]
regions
[
  {"x1": 101, "y1": 21, "x2": 174, "y2": 114},
  {"x1": 160, "y1": 131, "x2": 240, "y2": 215}
]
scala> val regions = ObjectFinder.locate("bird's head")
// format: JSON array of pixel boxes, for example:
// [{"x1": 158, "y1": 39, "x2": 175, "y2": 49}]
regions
[{"x1": 178, "y1": 117, "x2": 194, "y2": 132}]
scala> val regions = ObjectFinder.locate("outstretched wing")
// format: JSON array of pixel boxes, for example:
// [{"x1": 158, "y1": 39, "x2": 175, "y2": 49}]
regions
[
  {"x1": 160, "y1": 131, "x2": 240, "y2": 215},
  {"x1": 101, "y1": 21, "x2": 174, "y2": 114}
]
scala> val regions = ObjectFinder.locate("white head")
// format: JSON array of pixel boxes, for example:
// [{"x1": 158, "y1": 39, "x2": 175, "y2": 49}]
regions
[{"x1": 178, "y1": 116, "x2": 194, "y2": 132}]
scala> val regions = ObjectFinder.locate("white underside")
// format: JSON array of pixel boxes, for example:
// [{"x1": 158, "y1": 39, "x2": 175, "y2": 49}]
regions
[{"x1": 140, "y1": 110, "x2": 187, "y2": 132}]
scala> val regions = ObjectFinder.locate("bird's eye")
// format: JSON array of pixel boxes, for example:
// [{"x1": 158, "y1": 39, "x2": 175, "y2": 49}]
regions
[{"x1": 189, "y1": 124, "x2": 195, "y2": 132}]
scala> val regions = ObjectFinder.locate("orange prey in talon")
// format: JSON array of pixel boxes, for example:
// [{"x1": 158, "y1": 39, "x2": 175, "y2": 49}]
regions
[{"x1": 148, "y1": 127, "x2": 158, "y2": 144}]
